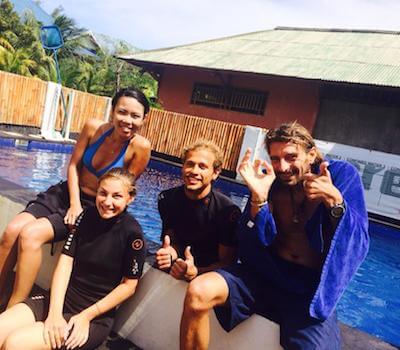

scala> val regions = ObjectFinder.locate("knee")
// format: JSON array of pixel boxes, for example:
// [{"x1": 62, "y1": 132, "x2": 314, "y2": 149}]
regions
[
  {"x1": 3, "y1": 332, "x2": 22, "y2": 350},
  {"x1": 184, "y1": 279, "x2": 216, "y2": 314},
  {"x1": 19, "y1": 225, "x2": 47, "y2": 252},
  {"x1": 0, "y1": 222, "x2": 22, "y2": 249}
]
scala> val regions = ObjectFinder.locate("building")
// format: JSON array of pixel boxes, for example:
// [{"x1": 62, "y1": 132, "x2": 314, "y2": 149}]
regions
[{"x1": 120, "y1": 27, "x2": 400, "y2": 156}]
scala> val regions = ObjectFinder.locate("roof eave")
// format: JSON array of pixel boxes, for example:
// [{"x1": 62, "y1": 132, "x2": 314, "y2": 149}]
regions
[{"x1": 119, "y1": 57, "x2": 400, "y2": 89}]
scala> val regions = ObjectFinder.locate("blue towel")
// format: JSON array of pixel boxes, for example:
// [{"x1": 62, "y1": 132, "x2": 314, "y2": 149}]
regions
[{"x1": 237, "y1": 159, "x2": 369, "y2": 320}]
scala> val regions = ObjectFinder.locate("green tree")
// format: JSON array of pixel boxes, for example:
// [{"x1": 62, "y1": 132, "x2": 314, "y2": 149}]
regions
[
  {"x1": 22, "y1": 12, "x2": 57, "y2": 80},
  {"x1": 0, "y1": 0, "x2": 24, "y2": 48},
  {"x1": 0, "y1": 46, "x2": 37, "y2": 76},
  {"x1": 0, "y1": 0, "x2": 56, "y2": 80}
]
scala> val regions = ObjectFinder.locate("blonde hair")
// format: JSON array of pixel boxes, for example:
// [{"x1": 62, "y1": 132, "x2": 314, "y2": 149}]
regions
[
  {"x1": 182, "y1": 139, "x2": 223, "y2": 171},
  {"x1": 265, "y1": 121, "x2": 323, "y2": 163},
  {"x1": 98, "y1": 167, "x2": 136, "y2": 197}
]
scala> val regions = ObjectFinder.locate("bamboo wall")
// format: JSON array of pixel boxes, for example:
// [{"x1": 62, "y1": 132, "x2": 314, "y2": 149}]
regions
[
  {"x1": 0, "y1": 70, "x2": 109, "y2": 130},
  {"x1": 142, "y1": 109, "x2": 245, "y2": 171},
  {"x1": 0, "y1": 71, "x2": 47, "y2": 126},
  {"x1": 55, "y1": 87, "x2": 110, "y2": 132},
  {"x1": 0, "y1": 71, "x2": 245, "y2": 172}
]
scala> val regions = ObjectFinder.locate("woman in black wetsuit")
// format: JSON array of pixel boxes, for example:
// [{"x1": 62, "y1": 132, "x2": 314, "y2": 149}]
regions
[
  {"x1": 0, "y1": 168, "x2": 147, "y2": 350},
  {"x1": 0, "y1": 88, "x2": 151, "y2": 309}
]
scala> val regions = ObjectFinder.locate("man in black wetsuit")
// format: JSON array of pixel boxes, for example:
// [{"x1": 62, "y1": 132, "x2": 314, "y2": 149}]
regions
[{"x1": 155, "y1": 140, "x2": 241, "y2": 281}]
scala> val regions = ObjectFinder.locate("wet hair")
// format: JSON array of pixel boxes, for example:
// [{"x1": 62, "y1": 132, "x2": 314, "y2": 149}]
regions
[
  {"x1": 111, "y1": 87, "x2": 150, "y2": 115},
  {"x1": 98, "y1": 167, "x2": 136, "y2": 197},
  {"x1": 182, "y1": 139, "x2": 223, "y2": 172},
  {"x1": 265, "y1": 121, "x2": 323, "y2": 163}
]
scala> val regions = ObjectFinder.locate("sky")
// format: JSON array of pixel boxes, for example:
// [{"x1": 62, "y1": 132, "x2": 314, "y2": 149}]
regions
[{"x1": 39, "y1": 0, "x2": 400, "y2": 50}]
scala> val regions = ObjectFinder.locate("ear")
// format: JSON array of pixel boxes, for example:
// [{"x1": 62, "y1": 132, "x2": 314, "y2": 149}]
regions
[
  {"x1": 307, "y1": 146, "x2": 317, "y2": 165},
  {"x1": 127, "y1": 196, "x2": 135, "y2": 205},
  {"x1": 212, "y1": 168, "x2": 221, "y2": 181}
]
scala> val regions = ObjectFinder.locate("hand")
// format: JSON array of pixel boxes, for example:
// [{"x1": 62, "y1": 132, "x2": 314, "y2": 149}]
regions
[
  {"x1": 43, "y1": 313, "x2": 68, "y2": 349},
  {"x1": 303, "y1": 162, "x2": 343, "y2": 207},
  {"x1": 64, "y1": 205, "x2": 83, "y2": 226},
  {"x1": 64, "y1": 313, "x2": 91, "y2": 350},
  {"x1": 238, "y1": 148, "x2": 275, "y2": 202},
  {"x1": 156, "y1": 235, "x2": 177, "y2": 270},
  {"x1": 170, "y1": 246, "x2": 198, "y2": 281}
]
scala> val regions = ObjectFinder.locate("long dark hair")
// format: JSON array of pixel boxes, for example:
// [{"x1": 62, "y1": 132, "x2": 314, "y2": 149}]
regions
[
  {"x1": 111, "y1": 87, "x2": 150, "y2": 115},
  {"x1": 265, "y1": 121, "x2": 324, "y2": 164}
]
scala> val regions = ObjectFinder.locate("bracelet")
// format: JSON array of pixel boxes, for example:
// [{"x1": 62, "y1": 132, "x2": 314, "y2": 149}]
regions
[{"x1": 250, "y1": 199, "x2": 268, "y2": 207}]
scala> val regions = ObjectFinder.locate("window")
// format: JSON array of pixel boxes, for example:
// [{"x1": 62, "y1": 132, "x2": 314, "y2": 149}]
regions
[{"x1": 191, "y1": 83, "x2": 267, "y2": 115}]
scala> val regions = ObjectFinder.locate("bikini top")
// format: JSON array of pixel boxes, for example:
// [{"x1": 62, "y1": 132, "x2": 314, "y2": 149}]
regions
[{"x1": 82, "y1": 128, "x2": 130, "y2": 178}]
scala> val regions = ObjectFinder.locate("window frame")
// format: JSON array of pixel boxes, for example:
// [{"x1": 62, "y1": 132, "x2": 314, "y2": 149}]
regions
[{"x1": 190, "y1": 83, "x2": 268, "y2": 115}]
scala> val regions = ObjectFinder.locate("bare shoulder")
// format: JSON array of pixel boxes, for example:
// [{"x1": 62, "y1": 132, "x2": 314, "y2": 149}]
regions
[
  {"x1": 131, "y1": 134, "x2": 151, "y2": 151},
  {"x1": 83, "y1": 119, "x2": 110, "y2": 139},
  {"x1": 84, "y1": 118, "x2": 108, "y2": 131}
]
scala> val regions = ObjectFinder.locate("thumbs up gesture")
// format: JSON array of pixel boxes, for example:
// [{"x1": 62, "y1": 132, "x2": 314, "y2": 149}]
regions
[
  {"x1": 303, "y1": 162, "x2": 343, "y2": 207},
  {"x1": 170, "y1": 246, "x2": 198, "y2": 281},
  {"x1": 156, "y1": 235, "x2": 178, "y2": 270}
]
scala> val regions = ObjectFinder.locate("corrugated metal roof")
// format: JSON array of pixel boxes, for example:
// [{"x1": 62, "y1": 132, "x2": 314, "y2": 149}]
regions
[{"x1": 119, "y1": 27, "x2": 400, "y2": 88}]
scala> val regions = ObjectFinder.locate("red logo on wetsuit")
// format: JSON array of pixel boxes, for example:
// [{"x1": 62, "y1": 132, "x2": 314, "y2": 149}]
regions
[{"x1": 132, "y1": 239, "x2": 143, "y2": 250}]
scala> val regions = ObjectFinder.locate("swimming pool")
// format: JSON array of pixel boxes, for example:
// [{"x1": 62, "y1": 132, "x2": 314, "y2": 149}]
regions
[{"x1": 0, "y1": 143, "x2": 399, "y2": 346}]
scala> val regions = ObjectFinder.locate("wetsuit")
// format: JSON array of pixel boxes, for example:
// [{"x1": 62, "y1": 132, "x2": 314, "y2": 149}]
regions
[
  {"x1": 24, "y1": 206, "x2": 146, "y2": 350},
  {"x1": 158, "y1": 186, "x2": 241, "y2": 267},
  {"x1": 23, "y1": 127, "x2": 130, "y2": 241},
  {"x1": 214, "y1": 159, "x2": 369, "y2": 349}
]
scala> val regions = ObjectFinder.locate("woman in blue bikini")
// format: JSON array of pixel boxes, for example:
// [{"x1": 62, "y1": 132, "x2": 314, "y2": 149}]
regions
[{"x1": 0, "y1": 88, "x2": 151, "y2": 309}]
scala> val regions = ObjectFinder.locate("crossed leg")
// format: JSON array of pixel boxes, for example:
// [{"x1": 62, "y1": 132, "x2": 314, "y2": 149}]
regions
[{"x1": 180, "y1": 272, "x2": 229, "y2": 350}]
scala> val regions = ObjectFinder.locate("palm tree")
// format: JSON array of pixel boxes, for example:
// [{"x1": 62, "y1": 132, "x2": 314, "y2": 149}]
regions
[
  {"x1": 0, "y1": 1, "x2": 56, "y2": 80},
  {"x1": 0, "y1": 46, "x2": 37, "y2": 76},
  {"x1": 22, "y1": 12, "x2": 57, "y2": 80},
  {"x1": 51, "y1": 6, "x2": 87, "y2": 59}
]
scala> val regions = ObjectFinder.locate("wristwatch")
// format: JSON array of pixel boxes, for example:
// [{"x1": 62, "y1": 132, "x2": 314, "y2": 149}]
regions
[{"x1": 330, "y1": 202, "x2": 346, "y2": 218}]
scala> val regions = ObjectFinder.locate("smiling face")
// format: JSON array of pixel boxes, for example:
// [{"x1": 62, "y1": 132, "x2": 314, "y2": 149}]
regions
[
  {"x1": 269, "y1": 142, "x2": 317, "y2": 186},
  {"x1": 96, "y1": 177, "x2": 133, "y2": 219},
  {"x1": 111, "y1": 96, "x2": 145, "y2": 140},
  {"x1": 182, "y1": 148, "x2": 220, "y2": 199}
]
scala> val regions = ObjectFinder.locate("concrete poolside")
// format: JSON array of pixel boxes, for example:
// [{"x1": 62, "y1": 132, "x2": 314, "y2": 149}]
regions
[{"x1": 0, "y1": 176, "x2": 399, "y2": 350}]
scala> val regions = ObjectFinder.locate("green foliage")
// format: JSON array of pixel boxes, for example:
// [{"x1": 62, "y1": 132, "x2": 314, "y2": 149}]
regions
[
  {"x1": 0, "y1": 0, "x2": 159, "y2": 107},
  {"x1": 0, "y1": 0, "x2": 56, "y2": 79}
]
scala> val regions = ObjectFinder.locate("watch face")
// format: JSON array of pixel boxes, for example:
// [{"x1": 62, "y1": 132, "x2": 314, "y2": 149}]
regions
[{"x1": 331, "y1": 204, "x2": 345, "y2": 218}]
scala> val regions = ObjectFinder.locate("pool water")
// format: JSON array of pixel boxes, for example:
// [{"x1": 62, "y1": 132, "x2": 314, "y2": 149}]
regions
[{"x1": 0, "y1": 145, "x2": 399, "y2": 346}]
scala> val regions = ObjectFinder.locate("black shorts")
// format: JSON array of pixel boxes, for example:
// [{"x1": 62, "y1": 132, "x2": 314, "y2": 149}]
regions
[
  {"x1": 215, "y1": 261, "x2": 340, "y2": 350},
  {"x1": 24, "y1": 293, "x2": 113, "y2": 350},
  {"x1": 24, "y1": 181, "x2": 95, "y2": 242}
]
